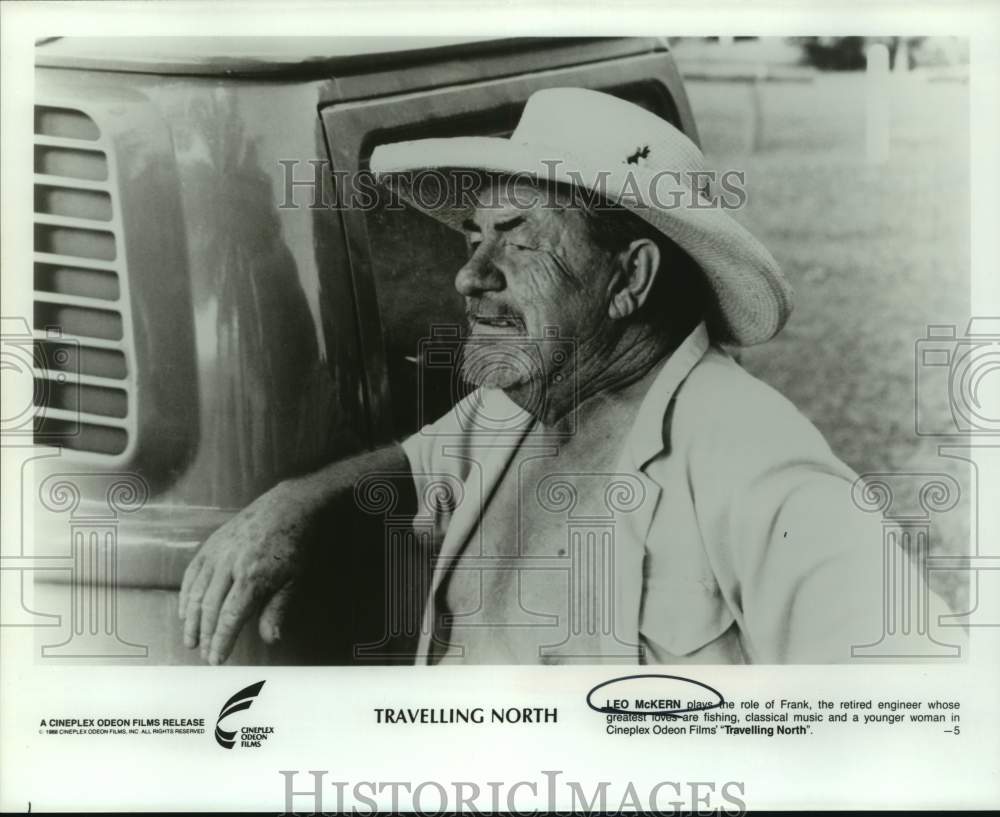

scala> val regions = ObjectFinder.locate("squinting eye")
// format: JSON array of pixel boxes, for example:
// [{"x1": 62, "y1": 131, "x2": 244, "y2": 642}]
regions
[{"x1": 503, "y1": 240, "x2": 537, "y2": 252}]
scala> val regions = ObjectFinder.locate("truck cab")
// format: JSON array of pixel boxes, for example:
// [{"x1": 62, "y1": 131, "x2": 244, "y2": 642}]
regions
[{"x1": 28, "y1": 36, "x2": 698, "y2": 664}]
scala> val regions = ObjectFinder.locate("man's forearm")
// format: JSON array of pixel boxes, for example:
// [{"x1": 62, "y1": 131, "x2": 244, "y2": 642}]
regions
[
  {"x1": 280, "y1": 442, "x2": 415, "y2": 522},
  {"x1": 179, "y1": 442, "x2": 415, "y2": 664}
]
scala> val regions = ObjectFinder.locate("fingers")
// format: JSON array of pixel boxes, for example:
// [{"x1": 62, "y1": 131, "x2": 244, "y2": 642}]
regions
[
  {"x1": 178, "y1": 552, "x2": 203, "y2": 619},
  {"x1": 206, "y1": 581, "x2": 258, "y2": 666},
  {"x1": 259, "y1": 580, "x2": 295, "y2": 644},
  {"x1": 182, "y1": 562, "x2": 214, "y2": 649},
  {"x1": 198, "y1": 569, "x2": 235, "y2": 660}
]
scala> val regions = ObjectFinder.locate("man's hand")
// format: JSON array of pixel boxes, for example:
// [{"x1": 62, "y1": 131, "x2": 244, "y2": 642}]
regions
[
  {"x1": 177, "y1": 443, "x2": 413, "y2": 665},
  {"x1": 178, "y1": 479, "x2": 319, "y2": 665}
]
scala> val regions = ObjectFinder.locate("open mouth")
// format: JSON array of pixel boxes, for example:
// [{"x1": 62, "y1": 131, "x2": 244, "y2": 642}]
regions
[{"x1": 472, "y1": 314, "x2": 525, "y2": 331}]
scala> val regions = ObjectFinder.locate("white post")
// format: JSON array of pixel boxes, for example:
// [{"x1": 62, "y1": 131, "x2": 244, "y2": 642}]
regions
[
  {"x1": 866, "y1": 42, "x2": 891, "y2": 164},
  {"x1": 894, "y1": 39, "x2": 910, "y2": 73}
]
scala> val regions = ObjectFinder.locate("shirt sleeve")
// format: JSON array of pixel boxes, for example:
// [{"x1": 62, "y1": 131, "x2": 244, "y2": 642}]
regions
[
  {"x1": 683, "y1": 358, "x2": 964, "y2": 664},
  {"x1": 727, "y1": 463, "x2": 889, "y2": 662},
  {"x1": 398, "y1": 389, "x2": 494, "y2": 538}
]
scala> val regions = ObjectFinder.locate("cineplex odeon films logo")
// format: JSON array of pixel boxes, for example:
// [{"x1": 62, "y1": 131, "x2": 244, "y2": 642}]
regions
[{"x1": 215, "y1": 681, "x2": 275, "y2": 750}]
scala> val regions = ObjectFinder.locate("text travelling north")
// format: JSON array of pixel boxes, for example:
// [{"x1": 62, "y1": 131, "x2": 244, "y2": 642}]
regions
[{"x1": 375, "y1": 707, "x2": 558, "y2": 724}]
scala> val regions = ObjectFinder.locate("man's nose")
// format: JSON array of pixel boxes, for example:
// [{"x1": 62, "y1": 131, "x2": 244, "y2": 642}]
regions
[{"x1": 454, "y1": 247, "x2": 505, "y2": 297}]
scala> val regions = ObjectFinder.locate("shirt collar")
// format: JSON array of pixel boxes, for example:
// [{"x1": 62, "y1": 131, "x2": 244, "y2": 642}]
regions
[{"x1": 625, "y1": 321, "x2": 711, "y2": 471}]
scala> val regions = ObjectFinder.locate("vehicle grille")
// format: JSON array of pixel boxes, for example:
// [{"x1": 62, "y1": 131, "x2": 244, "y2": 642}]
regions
[{"x1": 33, "y1": 105, "x2": 132, "y2": 457}]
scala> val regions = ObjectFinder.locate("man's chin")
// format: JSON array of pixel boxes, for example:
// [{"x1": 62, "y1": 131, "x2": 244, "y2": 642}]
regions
[{"x1": 460, "y1": 337, "x2": 539, "y2": 389}]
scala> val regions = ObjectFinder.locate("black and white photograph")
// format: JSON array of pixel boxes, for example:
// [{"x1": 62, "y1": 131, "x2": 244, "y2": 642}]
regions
[
  {"x1": 2, "y1": 1, "x2": 998, "y2": 813},
  {"x1": 22, "y1": 32, "x2": 975, "y2": 665}
]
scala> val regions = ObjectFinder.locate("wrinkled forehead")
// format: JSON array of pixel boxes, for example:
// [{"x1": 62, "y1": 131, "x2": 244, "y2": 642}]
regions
[
  {"x1": 468, "y1": 173, "x2": 584, "y2": 231},
  {"x1": 472, "y1": 174, "x2": 545, "y2": 208}
]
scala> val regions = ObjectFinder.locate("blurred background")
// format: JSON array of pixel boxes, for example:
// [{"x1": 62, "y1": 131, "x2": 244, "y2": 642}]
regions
[{"x1": 670, "y1": 36, "x2": 971, "y2": 613}]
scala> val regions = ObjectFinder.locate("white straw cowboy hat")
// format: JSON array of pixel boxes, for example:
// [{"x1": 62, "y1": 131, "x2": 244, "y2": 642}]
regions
[{"x1": 370, "y1": 87, "x2": 792, "y2": 346}]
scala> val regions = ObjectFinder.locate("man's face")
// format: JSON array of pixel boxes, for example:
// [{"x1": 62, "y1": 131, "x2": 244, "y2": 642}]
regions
[{"x1": 455, "y1": 177, "x2": 614, "y2": 393}]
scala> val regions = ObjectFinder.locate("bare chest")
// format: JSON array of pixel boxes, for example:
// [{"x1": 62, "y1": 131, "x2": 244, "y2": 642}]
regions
[{"x1": 437, "y1": 412, "x2": 641, "y2": 663}]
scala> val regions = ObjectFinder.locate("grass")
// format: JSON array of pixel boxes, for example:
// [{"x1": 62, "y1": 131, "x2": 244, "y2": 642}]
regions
[{"x1": 681, "y1": 70, "x2": 971, "y2": 612}]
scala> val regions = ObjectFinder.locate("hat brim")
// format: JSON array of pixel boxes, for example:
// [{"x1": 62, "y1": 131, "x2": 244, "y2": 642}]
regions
[{"x1": 371, "y1": 137, "x2": 792, "y2": 346}]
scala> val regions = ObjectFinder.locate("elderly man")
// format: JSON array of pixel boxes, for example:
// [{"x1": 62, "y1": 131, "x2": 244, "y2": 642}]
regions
[{"x1": 180, "y1": 88, "x2": 946, "y2": 666}]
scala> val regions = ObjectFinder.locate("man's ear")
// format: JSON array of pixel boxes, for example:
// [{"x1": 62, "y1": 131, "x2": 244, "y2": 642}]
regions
[{"x1": 608, "y1": 238, "x2": 661, "y2": 320}]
